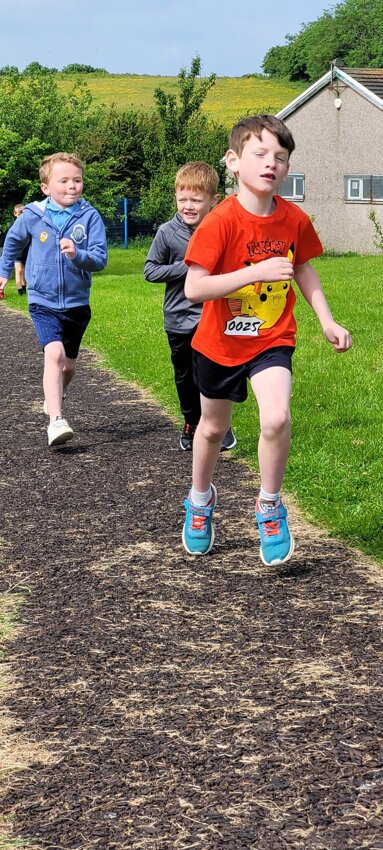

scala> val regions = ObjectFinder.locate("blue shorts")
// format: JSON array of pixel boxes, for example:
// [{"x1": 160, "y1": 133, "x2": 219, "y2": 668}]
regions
[
  {"x1": 193, "y1": 345, "x2": 294, "y2": 402},
  {"x1": 29, "y1": 304, "x2": 91, "y2": 359}
]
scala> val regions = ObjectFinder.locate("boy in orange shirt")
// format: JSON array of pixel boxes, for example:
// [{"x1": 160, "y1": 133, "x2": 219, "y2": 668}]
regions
[{"x1": 182, "y1": 114, "x2": 352, "y2": 564}]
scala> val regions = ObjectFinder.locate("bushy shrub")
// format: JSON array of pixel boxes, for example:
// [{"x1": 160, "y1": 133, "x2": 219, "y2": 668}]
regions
[{"x1": 61, "y1": 64, "x2": 108, "y2": 75}]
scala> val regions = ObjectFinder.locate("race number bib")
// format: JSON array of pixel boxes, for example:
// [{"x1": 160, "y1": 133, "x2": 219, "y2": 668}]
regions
[{"x1": 224, "y1": 316, "x2": 263, "y2": 336}]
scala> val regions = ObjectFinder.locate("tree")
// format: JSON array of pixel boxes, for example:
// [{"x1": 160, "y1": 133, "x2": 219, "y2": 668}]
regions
[
  {"x1": 334, "y1": 0, "x2": 383, "y2": 67},
  {"x1": 93, "y1": 107, "x2": 159, "y2": 199},
  {"x1": 285, "y1": 13, "x2": 339, "y2": 81},
  {"x1": 0, "y1": 73, "x2": 117, "y2": 224},
  {"x1": 262, "y1": 0, "x2": 383, "y2": 81},
  {"x1": 0, "y1": 126, "x2": 44, "y2": 221},
  {"x1": 61, "y1": 64, "x2": 108, "y2": 75},
  {"x1": 136, "y1": 56, "x2": 227, "y2": 226},
  {"x1": 153, "y1": 55, "x2": 216, "y2": 157},
  {"x1": 262, "y1": 45, "x2": 292, "y2": 79},
  {"x1": 23, "y1": 61, "x2": 56, "y2": 75},
  {"x1": 0, "y1": 65, "x2": 19, "y2": 76}
]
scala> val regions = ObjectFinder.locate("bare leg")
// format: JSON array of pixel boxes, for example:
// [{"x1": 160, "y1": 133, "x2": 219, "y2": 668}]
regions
[
  {"x1": 43, "y1": 342, "x2": 67, "y2": 423},
  {"x1": 14, "y1": 262, "x2": 26, "y2": 292},
  {"x1": 250, "y1": 366, "x2": 292, "y2": 494},
  {"x1": 63, "y1": 357, "x2": 76, "y2": 393},
  {"x1": 192, "y1": 395, "x2": 233, "y2": 493},
  {"x1": 44, "y1": 348, "x2": 76, "y2": 416}
]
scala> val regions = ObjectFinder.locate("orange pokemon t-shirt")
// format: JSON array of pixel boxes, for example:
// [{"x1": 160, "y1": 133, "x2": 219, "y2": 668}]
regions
[{"x1": 185, "y1": 194, "x2": 323, "y2": 366}]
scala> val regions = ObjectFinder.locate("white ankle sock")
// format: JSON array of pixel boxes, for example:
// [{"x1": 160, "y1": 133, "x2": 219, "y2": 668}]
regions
[
  {"x1": 190, "y1": 485, "x2": 212, "y2": 506},
  {"x1": 259, "y1": 488, "x2": 280, "y2": 504}
]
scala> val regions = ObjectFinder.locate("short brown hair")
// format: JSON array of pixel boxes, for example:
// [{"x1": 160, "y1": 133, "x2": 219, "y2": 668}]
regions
[
  {"x1": 175, "y1": 161, "x2": 219, "y2": 197},
  {"x1": 13, "y1": 203, "x2": 25, "y2": 216},
  {"x1": 229, "y1": 114, "x2": 295, "y2": 158},
  {"x1": 39, "y1": 152, "x2": 85, "y2": 184}
]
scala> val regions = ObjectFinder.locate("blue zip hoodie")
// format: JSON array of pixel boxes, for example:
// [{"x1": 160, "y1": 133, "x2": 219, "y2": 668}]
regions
[{"x1": 0, "y1": 198, "x2": 108, "y2": 309}]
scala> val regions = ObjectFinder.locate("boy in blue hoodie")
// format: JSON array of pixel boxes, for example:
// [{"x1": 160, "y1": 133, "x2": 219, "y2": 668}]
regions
[{"x1": 0, "y1": 152, "x2": 108, "y2": 447}]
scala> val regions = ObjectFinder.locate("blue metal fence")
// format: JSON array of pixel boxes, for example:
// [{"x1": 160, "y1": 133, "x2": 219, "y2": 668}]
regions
[{"x1": 103, "y1": 198, "x2": 155, "y2": 247}]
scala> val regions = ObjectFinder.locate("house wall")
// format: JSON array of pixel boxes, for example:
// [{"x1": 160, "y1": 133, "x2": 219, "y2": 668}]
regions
[{"x1": 283, "y1": 85, "x2": 383, "y2": 253}]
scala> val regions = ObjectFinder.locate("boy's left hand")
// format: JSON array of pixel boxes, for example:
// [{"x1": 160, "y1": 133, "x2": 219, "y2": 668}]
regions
[
  {"x1": 323, "y1": 322, "x2": 352, "y2": 352},
  {"x1": 59, "y1": 238, "x2": 76, "y2": 259}
]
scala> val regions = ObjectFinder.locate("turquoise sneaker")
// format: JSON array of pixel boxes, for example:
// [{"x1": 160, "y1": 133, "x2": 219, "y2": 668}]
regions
[
  {"x1": 182, "y1": 485, "x2": 217, "y2": 555},
  {"x1": 255, "y1": 498, "x2": 294, "y2": 565}
]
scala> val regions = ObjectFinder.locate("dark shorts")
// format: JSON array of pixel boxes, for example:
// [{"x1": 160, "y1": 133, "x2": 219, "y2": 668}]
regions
[
  {"x1": 14, "y1": 245, "x2": 29, "y2": 266},
  {"x1": 29, "y1": 304, "x2": 91, "y2": 359},
  {"x1": 193, "y1": 345, "x2": 295, "y2": 402}
]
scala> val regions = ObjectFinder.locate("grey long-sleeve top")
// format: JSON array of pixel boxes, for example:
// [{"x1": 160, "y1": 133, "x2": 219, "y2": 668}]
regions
[{"x1": 144, "y1": 212, "x2": 202, "y2": 333}]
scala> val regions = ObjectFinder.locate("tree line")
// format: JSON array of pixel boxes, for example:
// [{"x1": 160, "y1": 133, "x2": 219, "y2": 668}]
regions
[
  {"x1": 0, "y1": 63, "x2": 109, "y2": 76},
  {"x1": 0, "y1": 57, "x2": 227, "y2": 233},
  {"x1": 262, "y1": 0, "x2": 383, "y2": 82}
]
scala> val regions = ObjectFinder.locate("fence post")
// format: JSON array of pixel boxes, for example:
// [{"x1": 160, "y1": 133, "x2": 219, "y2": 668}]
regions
[{"x1": 124, "y1": 197, "x2": 128, "y2": 248}]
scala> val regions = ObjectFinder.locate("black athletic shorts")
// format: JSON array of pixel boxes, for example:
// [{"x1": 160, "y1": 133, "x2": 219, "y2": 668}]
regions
[{"x1": 192, "y1": 345, "x2": 295, "y2": 402}]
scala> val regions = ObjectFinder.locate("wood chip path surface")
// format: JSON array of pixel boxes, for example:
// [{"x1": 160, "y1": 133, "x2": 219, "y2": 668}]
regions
[{"x1": 0, "y1": 307, "x2": 382, "y2": 850}]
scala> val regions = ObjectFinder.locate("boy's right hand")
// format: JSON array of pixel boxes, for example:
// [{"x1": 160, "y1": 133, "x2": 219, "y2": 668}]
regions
[
  {"x1": 59, "y1": 238, "x2": 76, "y2": 259},
  {"x1": 256, "y1": 256, "x2": 294, "y2": 282},
  {"x1": 0, "y1": 278, "x2": 8, "y2": 298}
]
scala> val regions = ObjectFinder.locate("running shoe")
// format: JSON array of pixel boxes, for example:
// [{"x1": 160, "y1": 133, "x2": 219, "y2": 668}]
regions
[
  {"x1": 180, "y1": 422, "x2": 196, "y2": 451},
  {"x1": 255, "y1": 498, "x2": 295, "y2": 565},
  {"x1": 47, "y1": 417, "x2": 74, "y2": 447},
  {"x1": 182, "y1": 485, "x2": 217, "y2": 555},
  {"x1": 220, "y1": 427, "x2": 237, "y2": 452}
]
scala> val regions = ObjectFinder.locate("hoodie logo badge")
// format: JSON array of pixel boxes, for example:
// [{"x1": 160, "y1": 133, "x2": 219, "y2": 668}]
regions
[
  {"x1": 40, "y1": 231, "x2": 48, "y2": 242},
  {"x1": 70, "y1": 224, "x2": 87, "y2": 244}
]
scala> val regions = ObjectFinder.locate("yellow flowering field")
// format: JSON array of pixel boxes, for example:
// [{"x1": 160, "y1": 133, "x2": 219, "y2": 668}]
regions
[{"x1": 57, "y1": 73, "x2": 305, "y2": 127}]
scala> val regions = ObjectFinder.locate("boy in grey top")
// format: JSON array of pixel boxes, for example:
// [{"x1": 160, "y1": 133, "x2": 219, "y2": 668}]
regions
[{"x1": 144, "y1": 161, "x2": 236, "y2": 451}]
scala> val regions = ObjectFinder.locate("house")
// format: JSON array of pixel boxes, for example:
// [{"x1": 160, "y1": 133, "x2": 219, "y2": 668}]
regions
[{"x1": 276, "y1": 61, "x2": 383, "y2": 254}]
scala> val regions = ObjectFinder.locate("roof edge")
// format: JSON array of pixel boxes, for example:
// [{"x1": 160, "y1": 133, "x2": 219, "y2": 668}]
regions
[
  {"x1": 276, "y1": 72, "x2": 331, "y2": 119},
  {"x1": 336, "y1": 67, "x2": 383, "y2": 110},
  {"x1": 276, "y1": 67, "x2": 383, "y2": 119}
]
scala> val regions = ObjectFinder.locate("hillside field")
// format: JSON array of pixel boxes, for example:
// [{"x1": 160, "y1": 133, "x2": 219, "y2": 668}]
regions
[{"x1": 57, "y1": 73, "x2": 305, "y2": 126}]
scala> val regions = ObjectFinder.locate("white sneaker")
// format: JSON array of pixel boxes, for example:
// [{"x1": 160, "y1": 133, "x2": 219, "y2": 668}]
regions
[
  {"x1": 47, "y1": 417, "x2": 74, "y2": 447},
  {"x1": 43, "y1": 391, "x2": 67, "y2": 416}
]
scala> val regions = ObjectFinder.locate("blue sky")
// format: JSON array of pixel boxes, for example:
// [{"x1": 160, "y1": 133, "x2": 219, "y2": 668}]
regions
[{"x1": 3, "y1": 0, "x2": 331, "y2": 76}]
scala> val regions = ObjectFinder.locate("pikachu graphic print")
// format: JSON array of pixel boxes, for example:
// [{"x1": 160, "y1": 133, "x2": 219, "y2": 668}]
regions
[{"x1": 224, "y1": 245, "x2": 294, "y2": 337}]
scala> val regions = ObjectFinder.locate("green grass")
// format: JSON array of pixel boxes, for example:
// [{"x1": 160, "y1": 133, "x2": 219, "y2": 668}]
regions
[
  {"x1": 0, "y1": 821, "x2": 38, "y2": 849},
  {"x1": 56, "y1": 73, "x2": 305, "y2": 127},
  {"x1": 3, "y1": 246, "x2": 383, "y2": 563}
]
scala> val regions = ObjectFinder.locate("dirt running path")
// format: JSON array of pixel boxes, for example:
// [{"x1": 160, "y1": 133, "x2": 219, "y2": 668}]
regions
[{"x1": 1, "y1": 307, "x2": 383, "y2": 850}]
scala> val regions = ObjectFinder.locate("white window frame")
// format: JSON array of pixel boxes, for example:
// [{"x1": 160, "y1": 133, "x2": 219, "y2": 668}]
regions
[
  {"x1": 277, "y1": 173, "x2": 305, "y2": 201},
  {"x1": 347, "y1": 177, "x2": 364, "y2": 200},
  {"x1": 345, "y1": 175, "x2": 383, "y2": 203}
]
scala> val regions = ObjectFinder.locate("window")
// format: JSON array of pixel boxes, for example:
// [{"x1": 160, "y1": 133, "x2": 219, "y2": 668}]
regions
[
  {"x1": 277, "y1": 174, "x2": 305, "y2": 201},
  {"x1": 345, "y1": 175, "x2": 383, "y2": 202}
]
